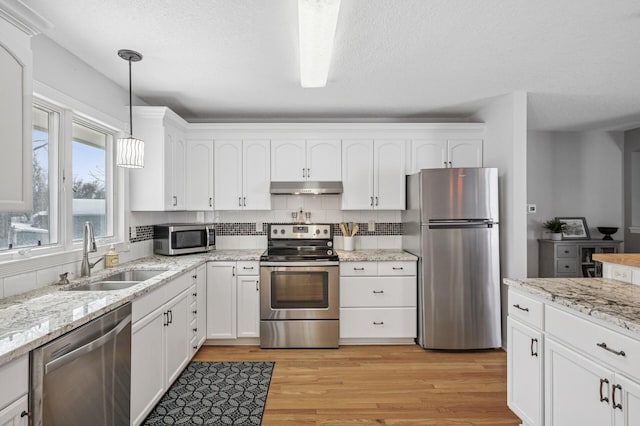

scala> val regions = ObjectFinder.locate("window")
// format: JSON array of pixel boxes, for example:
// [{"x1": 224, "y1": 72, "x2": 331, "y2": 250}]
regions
[
  {"x1": 0, "y1": 99, "x2": 120, "y2": 258},
  {"x1": 0, "y1": 106, "x2": 58, "y2": 251},
  {"x1": 72, "y1": 122, "x2": 113, "y2": 240}
]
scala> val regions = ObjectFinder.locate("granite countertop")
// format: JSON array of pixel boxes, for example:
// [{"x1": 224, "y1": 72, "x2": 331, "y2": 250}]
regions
[
  {"x1": 336, "y1": 249, "x2": 417, "y2": 261},
  {"x1": 504, "y1": 277, "x2": 640, "y2": 337},
  {"x1": 0, "y1": 249, "x2": 263, "y2": 365},
  {"x1": 593, "y1": 253, "x2": 640, "y2": 268}
]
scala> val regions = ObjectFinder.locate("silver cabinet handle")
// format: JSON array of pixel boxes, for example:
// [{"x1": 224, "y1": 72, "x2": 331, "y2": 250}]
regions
[
  {"x1": 448, "y1": 161, "x2": 452, "y2": 167},
  {"x1": 353, "y1": 267, "x2": 365, "y2": 271},
  {"x1": 443, "y1": 161, "x2": 447, "y2": 166},
  {"x1": 370, "y1": 196, "x2": 374, "y2": 207},
  {"x1": 192, "y1": 310, "x2": 197, "y2": 314},
  {"x1": 209, "y1": 197, "x2": 213, "y2": 207},
  {"x1": 375, "y1": 196, "x2": 379, "y2": 206},
  {"x1": 172, "y1": 195, "x2": 177, "y2": 206},
  {"x1": 597, "y1": 342, "x2": 626, "y2": 357},
  {"x1": 238, "y1": 197, "x2": 242, "y2": 207},
  {"x1": 513, "y1": 304, "x2": 529, "y2": 312},
  {"x1": 302, "y1": 168, "x2": 306, "y2": 178},
  {"x1": 613, "y1": 384, "x2": 623, "y2": 410},
  {"x1": 243, "y1": 266, "x2": 254, "y2": 270},
  {"x1": 530, "y1": 338, "x2": 538, "y2": 357},
  {"x1": 392, "y1": 267, "x2": 404, "y2": 270},
  {"x1": 600, "y1": 378, "x2": 610, "y2": 403},
  {"x1": 164, "y1": 312, "x2": 169, "y2": 327},
  {"x1": 373, "y1": 321, "x2": 384, "y2": 325},
  {"x1": 232, "y1": 266, "x2": 236, "y2": 276},
  {"x1": 256, "y1": 280, "x2": 259, "y2": 291},
  {"x1": 168, "y1": 309, "x2": 173, "y2": 324},
  {"x1": 45, "y1": 314, "x2": 132, "y2": 374},
  {"x1": 372, "y1": 290, "x2": 384, "y2": 294},
  {"x1": 243, "y1": 197, "x2": 247, "y2": 207},
  {"x1": 307, "y1": 168, "x2": 310, "y2": 178}
]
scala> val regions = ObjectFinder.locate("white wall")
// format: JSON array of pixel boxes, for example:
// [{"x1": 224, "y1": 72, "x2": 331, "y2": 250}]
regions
[
  {"x1": 527, "y1": 130, "x2": 624, "y2": 276},
  {"x1": 472, "y1": 92, "x2": 528, "y2": 347}
]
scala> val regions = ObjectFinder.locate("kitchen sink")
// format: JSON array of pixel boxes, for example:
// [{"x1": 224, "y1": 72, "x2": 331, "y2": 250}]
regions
[{"x1": 64, "y1": 269, "x2": 168, "y2": 291}]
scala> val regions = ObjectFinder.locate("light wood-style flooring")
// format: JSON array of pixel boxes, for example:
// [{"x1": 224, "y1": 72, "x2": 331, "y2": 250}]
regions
[{"x1": 193, "y1": 344, "x2": 521, "y2": 425}]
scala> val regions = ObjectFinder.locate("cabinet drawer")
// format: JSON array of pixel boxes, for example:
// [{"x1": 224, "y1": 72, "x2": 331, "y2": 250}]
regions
[
  {"x1": 132, "y1": 285, "x2": 166, "y2": 323},
  {"x1": 341, "y1": 277, "x2": 416, "y2": 307},
  {"x1": 340, "y1": 308, "x2": 417, "y2": 338},
  {"x1": 165, "y1": 271, "x2": 192, "y2": 301},
  {"x1": 378, "y1": 261, "x2": 416, "y2": 276},
  {"x1": 508, "y1": 289, "x2": 543, "y2": 329},
  {"x1": 609, "y1": 265, "x2": 632, "y2": 283},
  {"x1": 556, "y1": 260, "x2": 577, "y2": 274},
  {"x1": 546, "y1": 305, "x2": 640, "y2": 381},
  {"x1": 0, "y1": 355, "x2": 27, "y2": 409},
  {"x1": 556, "y1": 245, "x2": 577, "y2": 258},
  {"x1": 237, "y1": 261, "x2": 259, "y2": 276},
  {"x1": 340, "y1": 261, "x2": 377, "y2": 276}
]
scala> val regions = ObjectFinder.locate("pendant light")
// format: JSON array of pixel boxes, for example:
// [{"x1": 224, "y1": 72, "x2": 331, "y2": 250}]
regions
[{"x1": 116, "y1": 49, "x2": 144, "y2": 168}]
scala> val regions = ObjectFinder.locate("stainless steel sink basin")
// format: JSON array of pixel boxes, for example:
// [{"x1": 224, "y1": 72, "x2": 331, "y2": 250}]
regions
[{"x1": 64, "y1": 269, "x2": 167, "y2": 291}]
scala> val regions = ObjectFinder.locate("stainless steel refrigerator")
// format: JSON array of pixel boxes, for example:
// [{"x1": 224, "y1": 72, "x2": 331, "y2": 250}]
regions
[{"x1": 402, "y1": 167, "x2": 501, "y2": 350}]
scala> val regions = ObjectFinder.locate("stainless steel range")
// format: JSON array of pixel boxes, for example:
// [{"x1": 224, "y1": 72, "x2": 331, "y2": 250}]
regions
[{"x1": 260, "y1": 223, "x2": 339, "y2": 348}]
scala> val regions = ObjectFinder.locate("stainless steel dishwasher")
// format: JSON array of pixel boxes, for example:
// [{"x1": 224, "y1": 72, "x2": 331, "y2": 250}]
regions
[{"x1": 30, "y1": 303, "x2": 132, "y2": 426}]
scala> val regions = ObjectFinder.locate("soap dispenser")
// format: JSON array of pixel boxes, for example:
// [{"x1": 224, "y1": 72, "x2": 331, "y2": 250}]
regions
[{"x1": 104, "y1": 245, "x2": 119, "y2": 268}]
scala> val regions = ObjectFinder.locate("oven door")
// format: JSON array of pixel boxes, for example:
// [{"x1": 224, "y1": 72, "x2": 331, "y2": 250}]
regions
[{"x1": 260, "y1": 262, "x2": 339, "y2": 320}]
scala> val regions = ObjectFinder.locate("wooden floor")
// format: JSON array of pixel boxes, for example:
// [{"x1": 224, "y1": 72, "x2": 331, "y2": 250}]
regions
[{"x1": 193, "y1": 345, "x2": 521, "y2": 425}]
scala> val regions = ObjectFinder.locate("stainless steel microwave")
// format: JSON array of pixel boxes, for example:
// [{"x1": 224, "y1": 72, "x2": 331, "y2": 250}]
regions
[{"x1": 154, "y1": 223, "x2": 215, "y2": 255}]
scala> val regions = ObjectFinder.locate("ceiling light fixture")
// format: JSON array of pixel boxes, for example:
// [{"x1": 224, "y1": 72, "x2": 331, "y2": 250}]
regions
[
  {"x1": 298, "y1": 0, "x2": 341, "y2": 88},
  {"x1": 116, "y1": 49, "x2": 144, "y2": 168}
]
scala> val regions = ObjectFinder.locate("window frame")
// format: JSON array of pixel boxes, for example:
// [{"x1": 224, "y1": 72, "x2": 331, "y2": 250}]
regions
[{"x1": 0, "y1": 92, "x2": 126, "y2": 267}]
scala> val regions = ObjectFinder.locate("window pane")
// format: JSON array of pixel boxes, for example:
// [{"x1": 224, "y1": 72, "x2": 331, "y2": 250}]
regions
[
  {"x1": 0, "y1": 107, "x2": 54, "y2": 251},
  {"x1": 72, "y1": 122, "x2": 109, "y2": 240}
]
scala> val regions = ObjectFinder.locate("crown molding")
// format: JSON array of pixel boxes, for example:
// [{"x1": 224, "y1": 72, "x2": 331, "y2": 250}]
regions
[{"x1": 0, "y1": 0, "x2": 52, "y2": 36}]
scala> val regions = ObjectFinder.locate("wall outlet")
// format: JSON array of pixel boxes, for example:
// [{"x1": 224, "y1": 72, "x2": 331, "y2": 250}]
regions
[
  {"x1": 256, "y1": 222, "x2": 263, "y2": 233},
  {"x1": 527, "y1": 204, "x2": 537, "y2": 214},
  {"x1": 130, "y1": 226, "x2": 137, "y2": 239},
  {"x1": 368, "y1": 220, "x2": 376, "y2": 232}
]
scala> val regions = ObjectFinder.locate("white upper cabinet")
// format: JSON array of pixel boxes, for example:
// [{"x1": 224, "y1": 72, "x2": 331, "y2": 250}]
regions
[
  {"x1": 342, "y1": 139, "x2": 405, "y2": 210},
  {"x1": 185, "y1": 139, "x2": 214, "y2": 211},
  {"x1": 409, "y1": 138, "x2": 483, "y2": 173},
  {"x1": 0, "y1": 7, "x2": 48, "y2": 212},
  {"x1": 271, "y1": 139, "x2": 341, "y2": 181},
  {"x1": 214, "y1": 139, "x2": 270, "y2": 210},
  {"x1": 129, "y1": 107, "x2": 188, "y2": 211}
]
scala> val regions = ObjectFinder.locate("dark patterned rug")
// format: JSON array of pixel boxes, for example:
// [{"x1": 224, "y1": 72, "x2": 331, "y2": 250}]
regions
[{"x1": 142, "y1": 361, "x2": 274, "y2": 425}]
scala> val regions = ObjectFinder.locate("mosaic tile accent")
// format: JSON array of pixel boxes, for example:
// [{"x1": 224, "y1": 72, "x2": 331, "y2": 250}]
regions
[
  {"x1": 129, "y1": 225, "x2": 155, "y2": 243},
  {"x1": 131, "y1": 222, "x2": 404, "y2": 242}
]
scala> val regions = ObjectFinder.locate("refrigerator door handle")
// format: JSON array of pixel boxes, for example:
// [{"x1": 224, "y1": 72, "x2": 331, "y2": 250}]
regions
[{"x1": 427, "y1": 219, "x2": 496, "y2": 229}]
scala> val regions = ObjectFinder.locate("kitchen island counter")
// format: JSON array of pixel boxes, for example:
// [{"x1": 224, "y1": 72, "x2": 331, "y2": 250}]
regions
[{"x1": 504, "y1": 276, "x2": 640, "y2": 337}]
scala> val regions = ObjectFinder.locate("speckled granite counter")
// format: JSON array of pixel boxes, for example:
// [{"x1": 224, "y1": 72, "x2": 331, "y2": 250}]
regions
[
  {"x1": 337, "y1": 249, "x2": 417, "y2": 262},
  {"x1": 0, "y1": 249, "x2": 263, "y2": 365},
  {"x1": 504, "y1": 277, "x2": 640, "y2": 336},
  {"x1": 593, "y1": 253, "x2": 640, "y2": 268}
]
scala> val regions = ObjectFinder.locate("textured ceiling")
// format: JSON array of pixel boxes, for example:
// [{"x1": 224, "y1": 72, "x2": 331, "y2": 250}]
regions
[{"x1": 23, "y1": 0, "x2": 640, "y2": 130}]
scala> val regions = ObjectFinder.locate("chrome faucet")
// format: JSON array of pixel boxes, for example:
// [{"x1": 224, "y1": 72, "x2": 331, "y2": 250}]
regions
[{"x1": 81, "y1": 222, "x2": 102, "y2": 277}]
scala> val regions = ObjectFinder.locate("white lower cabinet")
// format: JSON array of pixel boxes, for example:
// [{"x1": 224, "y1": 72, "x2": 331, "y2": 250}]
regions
[
  {"x1": 508, "y1": 286, "x2": 640, "y2": 426},
  {"x1": 0, "y1": 354, "x2": 28, "y2": 426},
  {"x1": 339, "y1": 261, "x2": 416, "y2": 343},
  {"x1": 131, "y1": 270, "x2": 194, "y2": 426},
  {"x1": 0, "y1": 395, "x2": 28, "y2": 426},
  {"x1": 206, "y1": 261, "x2": 260, "y2": 341},
  {"x1": 507, "y1": 318, "x2": 543, "y2": 426},
  {"x1": 189, "y1": 264, "x2": 207, "y2": 355}
]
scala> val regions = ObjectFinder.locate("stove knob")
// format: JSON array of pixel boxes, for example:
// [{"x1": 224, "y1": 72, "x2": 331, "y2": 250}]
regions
[
  {"x1": 327, "y1": 250, "x2": 333, "y2": 255},
  {"x1": 327, "y1": 241, "x2": 333, "y2": 247},
  {"x1": 280, "y1": 229, "x2": 285, "y2": 234},
  {"x1": 316, "y1": 229, "x2": 320, "y2": 235},
  {"x1": 273, "y1": 229, "x2": 278, "y2": 234},
  {"x1": 323, "y1": 229, "x2": 329, "y2": 234}
]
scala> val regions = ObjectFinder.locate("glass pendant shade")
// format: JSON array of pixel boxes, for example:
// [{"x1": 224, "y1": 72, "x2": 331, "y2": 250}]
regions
[{"x1": 116, "y1": 136, "x2": 144, "y2": 168}]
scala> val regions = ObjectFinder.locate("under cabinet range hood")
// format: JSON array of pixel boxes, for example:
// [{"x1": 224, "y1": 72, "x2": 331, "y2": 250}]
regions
[{"x1": 270, "y1": 181, "x2": 343, "y2": 195}]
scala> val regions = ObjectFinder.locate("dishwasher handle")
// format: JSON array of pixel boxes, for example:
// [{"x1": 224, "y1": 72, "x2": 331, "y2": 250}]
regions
[{"x1": 45, "y1": 313, "x2": 132, "y2": 374}]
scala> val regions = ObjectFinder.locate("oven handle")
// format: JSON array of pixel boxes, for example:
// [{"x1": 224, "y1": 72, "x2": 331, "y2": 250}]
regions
[{"x1": 260, "y1": 261, "x2": 340, "y2": 267}]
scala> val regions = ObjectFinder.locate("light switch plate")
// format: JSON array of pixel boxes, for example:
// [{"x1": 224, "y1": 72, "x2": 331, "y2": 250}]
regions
[
  {"x1": 368, "y1": 220, "x2": 376, "y2": 232},
  {"x1": 130, "y1": 226, "x2": 137, "y2": 239},
  {"x1": 256, "y1": 222, "x2": 263, "y2": 233},
  {"x1": 527, "y1": 204, "x2": 537, "y2": 213}
]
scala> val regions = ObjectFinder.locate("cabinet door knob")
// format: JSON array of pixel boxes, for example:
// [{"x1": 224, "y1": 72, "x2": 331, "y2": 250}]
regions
[
  {"x1": 612, "y1": 384, "x2": 623, "y2": 410},
  {"x1": 21, "y1": 411, "x2": 30, "y2": 418},
  {"x1": 192, "y1": 310, "x2": 197, "y2": 314},
  {"x1": 209, "y1": 197, "x2": 213, "y2": 207},
  {"x1": 370, "y1": 196, "x2": 374, "y2": 207}
]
